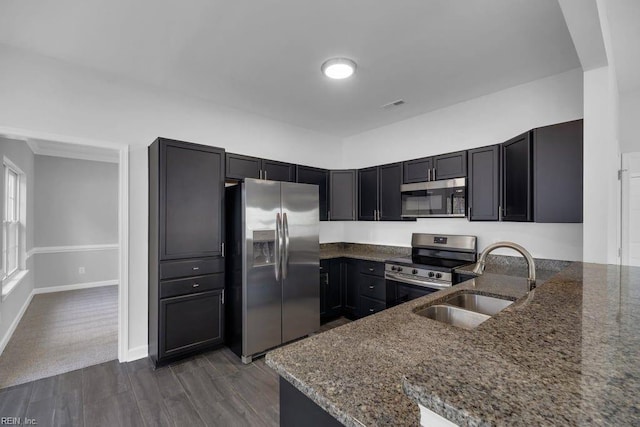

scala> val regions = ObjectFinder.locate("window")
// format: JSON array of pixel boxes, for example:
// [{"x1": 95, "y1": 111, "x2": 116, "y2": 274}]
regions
[
  {"x1": 2, "y1": 157, "x2": 26, "y2": 295},
  {"x1": 3, "y1": 166, "x2": 19, "y2": 278}
]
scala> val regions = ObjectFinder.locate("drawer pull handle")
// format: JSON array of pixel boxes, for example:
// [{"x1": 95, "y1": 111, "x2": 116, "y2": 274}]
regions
[
  {"x1": 368, "y1": 285, "x2": 374, "y2": 289},
  {"x1": 369, "y1": 308, "x2": 374, "y2": 312},
  {"x1": 368, "y1": 268, "x2": 374, "y2": 272},
  {"x1": 193, "y1": 267, "x2": 200, "y2": 271},
  {"x1": 193, "y1": 283, "x2": 200, "y2": 288}
]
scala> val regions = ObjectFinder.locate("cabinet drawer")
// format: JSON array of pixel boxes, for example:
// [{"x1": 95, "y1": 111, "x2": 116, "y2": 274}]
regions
[
  {"x1": 160, "y1": 258, "x2": 224, "y2": 280},
  {"x1": 360, "y1": 296, "x2": 386, "y2": 317},
  {"x1": 359, "y1": 276, "x2": 386, "y2": 301},
  {"x1": 358, "y1": 260, "x2": 384, "y2": 277},
  {"x1": 160, "y1": 273, "x2": 224, "y2": 298}
]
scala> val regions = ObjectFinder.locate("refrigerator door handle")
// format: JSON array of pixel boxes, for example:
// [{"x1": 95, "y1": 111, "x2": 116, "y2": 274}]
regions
[
  {"x1": 282, "y1": 212, "x2": 290, "y2": 279},
  {"x1": 275, "y1": 213, "x2": 282, "y2": 280}
]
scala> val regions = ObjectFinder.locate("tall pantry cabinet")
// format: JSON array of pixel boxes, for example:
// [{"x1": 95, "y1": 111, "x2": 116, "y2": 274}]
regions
[{"x1": 148, "y1": 138, "x2": 226, "y2": 367}]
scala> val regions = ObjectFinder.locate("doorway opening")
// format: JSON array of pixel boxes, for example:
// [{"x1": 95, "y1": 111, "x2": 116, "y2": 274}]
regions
[{"x1": 0, "y1": 132, "x2": 128, "y2": 388}]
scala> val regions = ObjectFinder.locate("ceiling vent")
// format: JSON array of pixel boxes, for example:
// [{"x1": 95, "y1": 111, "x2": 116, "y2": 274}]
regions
[{"x1": 381, "y1": 99, "x2": 405, "y2": 109}]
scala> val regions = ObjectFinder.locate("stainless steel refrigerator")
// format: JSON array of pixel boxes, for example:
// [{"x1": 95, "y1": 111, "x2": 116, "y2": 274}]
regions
[{"x1": 225, "y1": 179, "x2": 319, "y2": 363}]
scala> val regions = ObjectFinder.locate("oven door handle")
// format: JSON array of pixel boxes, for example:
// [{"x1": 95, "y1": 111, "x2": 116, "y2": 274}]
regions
[{"x1": 385, "y1": 273, "x2": 451, "y2": 289}]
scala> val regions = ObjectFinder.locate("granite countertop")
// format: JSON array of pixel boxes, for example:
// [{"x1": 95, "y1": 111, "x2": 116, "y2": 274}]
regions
[
  {"x1": 320, "y1": 243, "x2": 410, "y2": 262},
  {"x1": 454, "y1": 254, "x2": 572, "y2": 283},
  {"x1": 266, "y1": 263, "x2": 640, "y2": 426}
]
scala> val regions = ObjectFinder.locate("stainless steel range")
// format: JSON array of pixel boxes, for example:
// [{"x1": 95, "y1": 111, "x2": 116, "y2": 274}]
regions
[{"x1": 385, "y1": 233, "x2": 477, "y2": 303}]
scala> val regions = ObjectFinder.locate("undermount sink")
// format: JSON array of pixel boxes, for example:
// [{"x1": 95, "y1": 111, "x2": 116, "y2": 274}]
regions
[
  {"x1": 443, "y1": 293, "x2": 513, "y2": 316},
  {"x1": 416, "y1": 305, "x2": 491, "y2": 330},
  {"x1": 416, "y1": 292, "x2": 514, "y2": 330}
]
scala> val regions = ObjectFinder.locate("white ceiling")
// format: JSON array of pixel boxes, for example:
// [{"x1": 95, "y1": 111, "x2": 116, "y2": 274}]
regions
[{"x1": 0, "y1": 0, "x2": 581, "y2": 137}]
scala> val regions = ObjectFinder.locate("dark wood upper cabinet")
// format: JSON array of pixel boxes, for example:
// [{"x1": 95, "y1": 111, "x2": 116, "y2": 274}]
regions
[
  {"x1": 434, "y1": 151, "x2": 467, "y2": 180},
  {"x1": 403, "y1": 157, "x2": 433, "y2": 183},
  {"x1": 226, "y1": 153, "x2": 295, "y2": 182},
  {"x1": 358, "y1": 167, "x2": 378, "y2": 221},
  {"x1": 226, "y1": 153, "x2": 261, "y2": 180},
  {"x1": 468, "y1": 145, "x2": 501, "y2": 221},
  {"x1": 262, "y1": 159, "x2": 296, "y2": 182},
  {"x1": 329, "y1": 170, "x2": 357, "y2": 221},
  {"x1": 403, "y1": 151, "x2": 466, "y2": 184},
  {"x1": 378, "y1": 163, "x2": 403, "y2": 221},
  {"x1": 358, "y1": 163, "x2": 403, "y2": 221},
  {"x1": 160, "y1": 139, "x2": 225, "y2": 259},
  {"x1": 297, "y1": 165, "x2": 329, "y2": 221},
  {"x1": 533, "y1": 120, "x2": 583, "y2": 223},
  {"x1": 502, "y1": 132, "x2": 533, "y2": 222}
]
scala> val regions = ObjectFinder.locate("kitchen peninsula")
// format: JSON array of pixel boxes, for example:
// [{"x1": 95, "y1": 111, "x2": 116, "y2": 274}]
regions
[{"x1": 266, "y1": 262, "x2": 640, "y2": 426}]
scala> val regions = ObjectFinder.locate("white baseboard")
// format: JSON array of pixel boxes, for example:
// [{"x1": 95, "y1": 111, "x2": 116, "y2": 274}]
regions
[
  {"x1": 33, "y1": 280, "x2": 118, "y2": 295},
  {"x1": 126, "y1": 345, "x2": 148, "y2": 362},
  {"x1": 0, "y1": 289, "x2": 34, "y2": 356}
]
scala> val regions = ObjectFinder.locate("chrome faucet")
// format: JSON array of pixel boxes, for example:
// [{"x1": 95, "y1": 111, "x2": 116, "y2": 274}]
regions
[{"x1": 473, "y1": 241, "x2": 536, "y2": 290}]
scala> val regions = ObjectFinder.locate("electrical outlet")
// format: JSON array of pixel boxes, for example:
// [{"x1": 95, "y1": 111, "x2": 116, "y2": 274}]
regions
[{"x1": 79, "y1": 267, "x2": 86, "y2": 274}]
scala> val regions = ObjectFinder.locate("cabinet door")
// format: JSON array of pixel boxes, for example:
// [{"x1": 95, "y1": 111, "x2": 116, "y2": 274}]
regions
[
  {"x1": 226, "y1": 153, "x2": 261, "y2": 180},
  {"x1": 358, "y1": 167, "x2": 378, "y2": 221},
  {"x1": 342, "y1": 259, "x2": 359, "y2": 319},
  {"x1": 159, "y1": 290, "x2": 224, "y2": 359},
  {"x1": 320, "y1": 262, "x2": 329, "y2": 319},
  {"x1": 160, "y1": 140, "x2": 224, "y2": 260},
  {"x1": 502, "y1": 132, "x2": 533, "y2": 222},
  {"x1": 534, "y1": 120, "x2": 583, "y2": 223},
  {"x1": 297, "y1": 165, "x2": 329, "y2": 221},
  {"x1": 434, "y1": 151, "x2": 467, "y2": 180},
  {"x1": 328, "y1": 260, "x2": 343, "y2": 316},
  {"x1": 403, "y1": 157, "x2": 432, "y2": 183},
  {"x1": 379, "y1": 162, "x2": 403, "y2": 221},
  {"x1": 468, "y1": 145, "x2": 501, "y2": 221},
  {"x1": 329, "y1": 170, "x2": 357, "y2": 220},
  {"x1": 262, "y1": 159, "x2": 296, "y2": 182}
]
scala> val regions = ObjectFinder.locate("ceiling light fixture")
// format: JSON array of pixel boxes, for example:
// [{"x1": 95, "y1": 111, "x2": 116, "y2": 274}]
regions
[{"x1": 321, "y1": 58, "x2": 357, "y2": 80}]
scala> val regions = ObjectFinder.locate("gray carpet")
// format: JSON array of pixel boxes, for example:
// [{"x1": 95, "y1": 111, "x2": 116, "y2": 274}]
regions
[{"x1": 0, "y1": 285, "x2": 118, "y2": 389}]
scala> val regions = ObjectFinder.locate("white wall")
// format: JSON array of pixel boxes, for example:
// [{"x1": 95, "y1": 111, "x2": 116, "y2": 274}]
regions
[
  {"x1": 33, "y1": 155, "x2": 119, "y2": 288},
  {"x1": 582, "y1": 66, "x2": 621, "y2": 264},
  {"x1": 339, "y1": 69, "x2": 585, "y2": 260},
  {"x1": 0, "y1": 44, "x2": 343, "y2": 358},
  {"x1": 0, "y1": 137, "x2": 35, "y2": 350},
  {"x1": 619, "y1": 89, "x2": 640, "y2": 153},
  {"x1": 35, "y1": 156, "x2": 118, "y2": 246}
]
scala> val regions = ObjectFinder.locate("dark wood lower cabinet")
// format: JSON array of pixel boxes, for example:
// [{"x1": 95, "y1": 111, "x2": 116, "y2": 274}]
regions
[
  {"x1": 342, "y1": 259, "x2": 360, "y2": 319},
  {"x1": 320, "y1": 259, "x2": 343, "y2": 323},
  {"x1": 280, "y1": 377, "x2": 342, "y2": 427},
  {"x1": 320, "y1": 258, "x2": 390, "y2": 323},
  {"x1": 159, "y1": 289, "x2": 224, "y2": 360}
]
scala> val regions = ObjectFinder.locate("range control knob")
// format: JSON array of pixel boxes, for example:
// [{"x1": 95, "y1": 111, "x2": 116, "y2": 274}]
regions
[
  {"x1": 391, "y1": 266, "x2": 397, "y2": 271},
  {"x1": 435, "y1": 273, "x2": 443, "y2": 279},
  {"x1": 428, "y1": 271, "x2": 435, "y2": 278},
  {"x1": 397, "y1": 267, "x2": 403, "y2": 272},
  {"x1": 412, "y1": 269, "x2": 418, "y2": 274}
]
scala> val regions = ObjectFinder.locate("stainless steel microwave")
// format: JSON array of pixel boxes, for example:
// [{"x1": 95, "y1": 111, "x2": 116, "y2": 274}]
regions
[{"x1": 400, "y1": 178, "x2": 466, "y2": 218}]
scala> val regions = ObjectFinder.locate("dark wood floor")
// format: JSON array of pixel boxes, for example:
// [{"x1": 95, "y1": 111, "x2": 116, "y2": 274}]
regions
[
  {"x1": 0, "y1": 347, "x2": 278, "y2": 427},
  {"x1": 0, "y1": 317, "x2": 351, "y2": 427}
]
